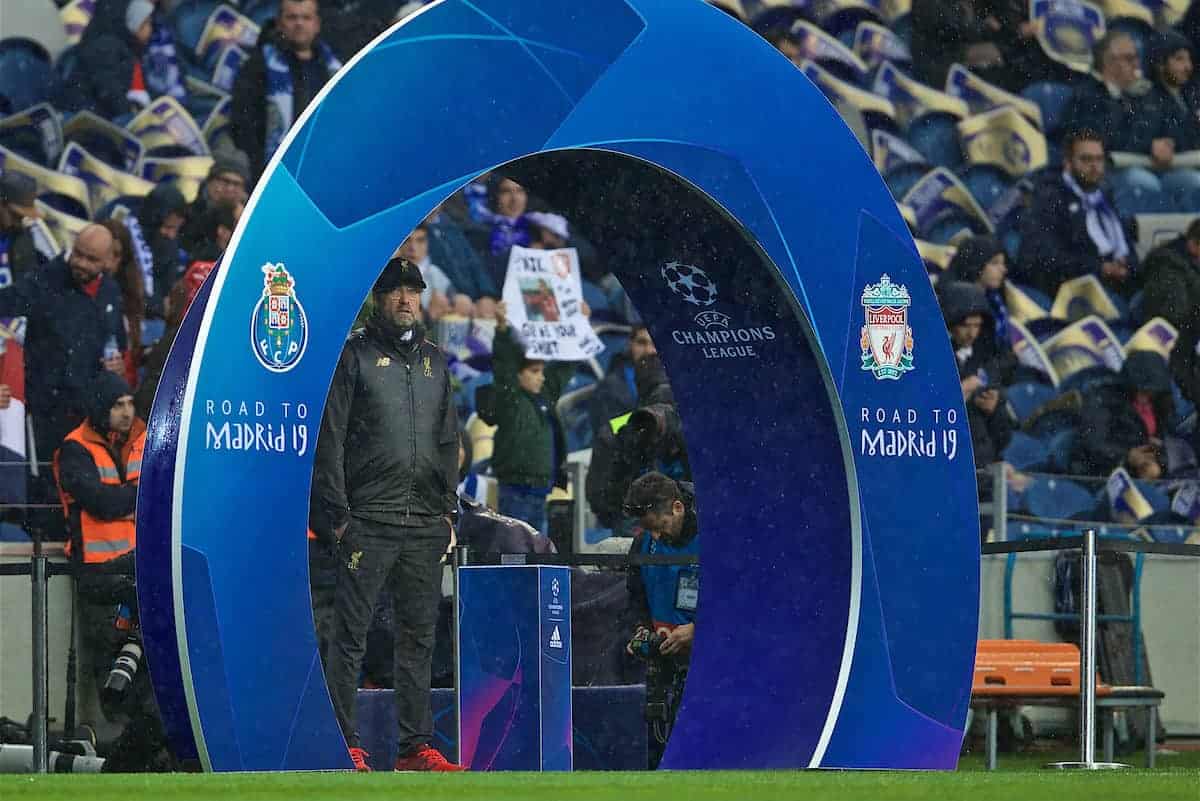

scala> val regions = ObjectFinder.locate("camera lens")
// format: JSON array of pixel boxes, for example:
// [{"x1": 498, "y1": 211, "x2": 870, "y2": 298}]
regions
[{"x1": 103, "y1": 639, "x2": 143, "y2": 699}]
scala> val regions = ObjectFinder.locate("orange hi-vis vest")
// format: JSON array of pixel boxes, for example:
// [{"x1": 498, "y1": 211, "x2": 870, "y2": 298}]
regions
[{"x1": 55, "y1": 418, "x2": 145, "y2": 563}]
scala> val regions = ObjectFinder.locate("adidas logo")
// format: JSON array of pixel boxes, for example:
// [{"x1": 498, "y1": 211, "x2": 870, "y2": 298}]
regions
[{"x1": 549, "y1": 626, "x2": 563, "y2": 649}]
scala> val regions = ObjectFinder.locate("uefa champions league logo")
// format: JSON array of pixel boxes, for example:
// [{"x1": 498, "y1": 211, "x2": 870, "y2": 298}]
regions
[
  {"x1": 860, "y1": 274, "x2": 914, "y2": 380},
  {"x1": 662, "y1": 261, "x2": 717, "y2": 307},
  {"x1": 251, "y1": 262, "x2": 309, "y2": 373}
]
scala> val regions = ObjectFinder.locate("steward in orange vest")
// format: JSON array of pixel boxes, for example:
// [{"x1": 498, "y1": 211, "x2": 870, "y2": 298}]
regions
[{"x1": 54, "y1": 372, "x2": 144, "y2": 565}]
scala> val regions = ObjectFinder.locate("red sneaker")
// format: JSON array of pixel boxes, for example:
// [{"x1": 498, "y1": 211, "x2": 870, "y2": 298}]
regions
[
  {"x1": 348, "y1": 747, "x2": 372, "y2": 772},
  {"x1": 394, "y1": 744, "x2": 466, "y2": 772}
]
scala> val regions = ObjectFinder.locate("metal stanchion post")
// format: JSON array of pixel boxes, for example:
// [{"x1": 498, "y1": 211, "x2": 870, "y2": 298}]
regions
[
  {"x1": 992, "y1": 462, "x2": 1007, "y2": 542},
  {"x1": 1048, "y1": 529, "x2": 1127, "y2": 770},
  {"x1": 30, "y1": 536, "x2": 49, "y2": 773},
  {"x1": 452, "y1": 544, "x2": 468, "y2": 763}
]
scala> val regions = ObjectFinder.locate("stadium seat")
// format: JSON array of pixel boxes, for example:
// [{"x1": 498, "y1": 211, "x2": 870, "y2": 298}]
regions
[
  {"x1": 884, "y1": 163, "x2": 928, "y2": 201},
  {"x1": 170, "y1": 0, "x2": 223, "y2": 57},
  {"x1": 892, "y1": 14, "x2": 913, "y2": 48},
  {"x1": 242, "y1": 0, "x2": 278, "y2": 27},
  {"x1": 38, "y1": 192, "x2": 90, "y2": 222},
  {"x1": 1019, "y1": 82, "x2": 1073, "y2": 139},
  {"x1": 0, "y1": 125, "x2": 51, "y2": 167},
  {"x1": 54, "y1": 44, "x2": 79, "y2": 87},
  {"x1": 1002, "y1": 431, "x2": 1049, "y2": 471},
  {"x1": 1007, "y1": 381, "x2": 1057, "y2": 423},
  {"x1": 961, "y1": 165, "x2": 1013, "y2": 212},
  {"x1": 1161, "y1": 169, "x2": 1200, "y2": 213},
  {"x1": 924, "y1": 213, "x2": 978, "y2": 244},
  {"x1": 1044, "y1": 429, "x2": 1076, "y2": 474},
  {"x1": 1024, "y1": 477, "x2": 1096, "y2": 520},
  {"x1": 595, "y1": 331, "x2": 628, "y2": 374},
  {"x1": 1135, "y1": 481, "x2": 1171, "y2": 516},
  {"x1": 0, "y1": 38, "x2": 54, "y2": 114},
  {"x1": 1001, "y1": 228, "x2": 1021, "y2": 262},
  {"x1": 1059, "y1": 365, "x2": 1122, "y2": 396},
  {"x1": 1110, "y1": 168, "x2": 1171, "y2": 216},
  {"x1": 907, "y1": 113, "x2": 963, "y2": 170}
]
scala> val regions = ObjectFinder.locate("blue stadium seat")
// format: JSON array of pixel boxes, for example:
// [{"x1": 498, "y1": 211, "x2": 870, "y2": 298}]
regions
[
  {"x1": 906, "y1": 113, "x2": 963, "y2": 170},
  {"x1": 1110, "y1": 168, "x2": 1171, "y2": 215},
  {"x1": 1001, "y1": 228, "x2": 1021, "y2": 262},
  {"x1": 595, "y1": 331, "x2": 628, "y2": 374},
  {"x1": 1059, "y1": 365, "x2": 1122, "y2": 396},
  {"x1": 184, "y1": 94, "x2": 222, "y2": 125},
  {"x1": 1002, "y1": 431, "x2": 1049, "y2": 471},
  {"x1": 1007, "y1": 381, "x2": 1057, "y2": 423},
  {"x1": 242, "y1": 0, "x2": 278, "y2": 27},
  {"x1": 581, "y1": 279, "x2": 611, "y2": 319},
  {"x1": 1135, "y1": 481, "x2": 1171, "y2": 516},
  {"x1": 961, "y1": 165, "x2": 1013, "y2": 212},
  {"x1": 892, "y1": 14, "x2": 913, "y2": 48},
  {"x1": 38, "y1": 192, "x2": 90, "y2": 221},
  {"x1": 1019, "y1": 82, "x2": 1073, "y2": 138},
  {"x1": 170, "y1": 0, "x2": 222, "y2": 56},
  {"x1": 1024, "y1": 477, "x2": 1096, "y2": 520},
  {"x1": 0, "y1": 125, "x2": 50, "y2": 166},
  {"x1": 0, "y1": 38, "x2": 53, "y2": 114},
  {"x1": 55, "y1": 44, "x2": 79, "y2": 86},
  {"x1": 1161, "y1": 169, "x2": 1200, "y2": 213},
  {"x1": 924, "y1": 213, "x2": 978, "y2": 244},
  {"x1": 1044, "y1": 429, "x2": 1076, "y2": 474},
  {"x1": 884, "y1": 163, "x2": 928, "y2": 201}
]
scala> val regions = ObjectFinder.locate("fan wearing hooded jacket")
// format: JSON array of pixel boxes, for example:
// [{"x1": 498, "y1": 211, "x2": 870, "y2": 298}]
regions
[{"x1": 939, "y1": 281, "x2": 1016, "y2": 473}]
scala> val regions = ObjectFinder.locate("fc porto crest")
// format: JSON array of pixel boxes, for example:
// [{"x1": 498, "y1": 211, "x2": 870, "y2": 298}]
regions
[
  {"x1": 860, "y1": 274, "x2": 914, "y2": 380},
  {"x1": 251, "y1": 262, "x2": 308, "y2": 372}
]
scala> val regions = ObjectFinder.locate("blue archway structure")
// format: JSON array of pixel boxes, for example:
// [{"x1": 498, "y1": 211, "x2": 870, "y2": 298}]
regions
[{"x1": 137, "y1": 0, "x2": 980, "y2": 772}]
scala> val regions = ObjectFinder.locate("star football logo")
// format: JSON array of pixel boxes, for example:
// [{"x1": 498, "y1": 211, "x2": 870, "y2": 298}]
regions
[{"x1": 662, "y1": 261, "x2": 717, "y2": 307}]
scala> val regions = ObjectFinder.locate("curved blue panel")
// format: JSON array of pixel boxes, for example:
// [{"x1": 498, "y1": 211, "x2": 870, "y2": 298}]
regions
[{"x1": 137, "y1": 0, "x2": 979, "y2": 772}]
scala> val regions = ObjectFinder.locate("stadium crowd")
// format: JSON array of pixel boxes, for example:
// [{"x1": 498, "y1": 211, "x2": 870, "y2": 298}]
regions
[{"x1": 1, "y1": 0, "x2": 1199, "y2": 772}]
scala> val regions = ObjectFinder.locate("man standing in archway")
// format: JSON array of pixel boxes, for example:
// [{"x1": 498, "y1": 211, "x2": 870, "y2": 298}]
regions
[{"x1": 310, "y1": 257, "x2": 464, "y2": 772}]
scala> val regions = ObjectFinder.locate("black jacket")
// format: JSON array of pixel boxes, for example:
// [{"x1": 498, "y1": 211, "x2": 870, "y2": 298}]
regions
[
  {"x1": 0, "y1": 256, "x2": 125, "y2": 421},
  {"x1": 57, "y1": 0, "x2": 141, "y2": 120},
  {"x1": 1072, "y1": 351, "x2": 1175, "y2": 476},
  {"x1": 0, "y1": 225, "x2": 44, "y2": 288},
  {"x1": 138, "y1": 184, "x2": 188, "y2": 317},
  {"x1": 588, "y1": 351, "x2": 637, "y2": 438},
  {"x1": 58, "y1": 371, "x2": 141, "y2": 536},
  {"x1": 1014, "y1": 172, "x2": 1136, "y2": 298},
  {"x1": 310, "y1": 319, "x2": 458, "y2": 534},
  {"x1": 1140, "y1": 239, "x2": 1200, "y2": 405},
  {"x1": 230, "y1": 30, "x2": 337, "y2": 177},
  {"x1": 1061, "y1": 74, "x2": 1171, "y2": 155}
]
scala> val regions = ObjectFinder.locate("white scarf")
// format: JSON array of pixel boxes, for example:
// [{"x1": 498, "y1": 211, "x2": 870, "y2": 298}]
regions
[{"x1": 1062, "y1": 171, "x2": 1129, "y2": 262}]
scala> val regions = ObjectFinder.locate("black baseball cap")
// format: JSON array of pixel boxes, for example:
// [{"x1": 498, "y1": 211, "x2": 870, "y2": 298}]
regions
[{"x1": 373, "y1": 257, "x2": 427, "y2": 293}]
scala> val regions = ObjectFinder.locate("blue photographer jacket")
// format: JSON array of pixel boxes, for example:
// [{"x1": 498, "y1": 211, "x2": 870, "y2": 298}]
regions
[{"x1": 625, "y1": 483, "x2": 699, "y2": 631}]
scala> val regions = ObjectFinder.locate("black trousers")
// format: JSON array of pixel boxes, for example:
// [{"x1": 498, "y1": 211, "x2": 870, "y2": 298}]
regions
[{"x1": 324, "y1": 518, "x2": 450, "y2": 753}]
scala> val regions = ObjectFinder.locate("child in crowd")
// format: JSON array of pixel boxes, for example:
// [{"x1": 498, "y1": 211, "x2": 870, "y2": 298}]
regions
[{"x1": 489, "y1": 302, "x2": 576, "y2": 534}]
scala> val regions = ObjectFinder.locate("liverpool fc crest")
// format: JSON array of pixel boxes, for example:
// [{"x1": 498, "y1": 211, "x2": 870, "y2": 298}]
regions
[
  {"x1": 860, "y1": 274, "x2": 914, "y2": 380},
  {"x1": 252, "y1": 262, "x2": 308, "y2": 372}
]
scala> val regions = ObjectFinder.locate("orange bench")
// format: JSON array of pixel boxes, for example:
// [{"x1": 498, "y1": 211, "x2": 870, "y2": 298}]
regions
[{"x1": 970, "y1": 640, "x2": 1162, "y2": 768}]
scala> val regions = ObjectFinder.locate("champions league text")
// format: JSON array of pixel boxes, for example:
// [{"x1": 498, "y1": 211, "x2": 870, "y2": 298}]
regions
[
  {"x1": 858, "y1": 407, "x2": 960, "y2": 461},
  {"x1": 202, "y1": 399, "x2": 310, "y2": 457}
]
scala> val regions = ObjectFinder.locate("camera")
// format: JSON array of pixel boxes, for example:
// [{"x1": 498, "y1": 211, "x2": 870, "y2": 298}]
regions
[
  {"x1": 102, "y1": 604, "x2": 143, "y2": 705},
  {"x1": 627, "y1": 627, "x2": 666, "y2": 661}
]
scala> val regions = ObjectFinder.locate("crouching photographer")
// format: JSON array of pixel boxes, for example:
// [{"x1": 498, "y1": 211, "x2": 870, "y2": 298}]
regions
[
  {"x1": 587, "y1": 355, "x2": 691, "y2": 533},
  {"x1": 54, "y1": 373, "x2": 172, "y2": 772},
  {"x1": 620, "y1": 472, "x2": 700, "y2": 769}
]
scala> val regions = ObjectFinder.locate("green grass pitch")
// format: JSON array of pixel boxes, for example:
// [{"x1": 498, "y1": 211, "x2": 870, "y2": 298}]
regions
[{"x1": 2, "y1": 753, "x2": 1198, "y2": 801}]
